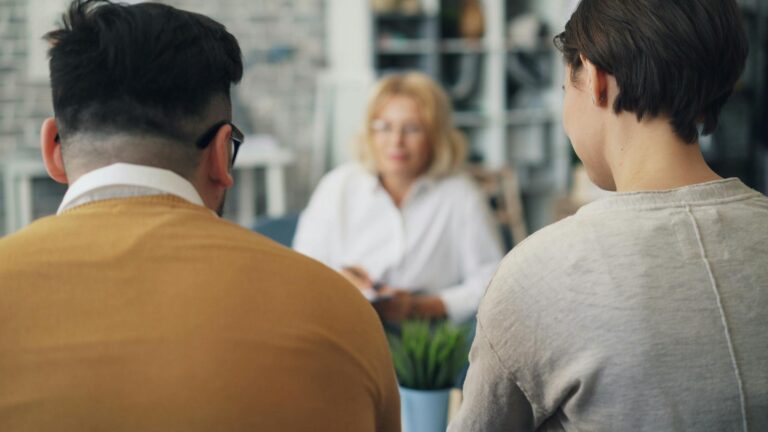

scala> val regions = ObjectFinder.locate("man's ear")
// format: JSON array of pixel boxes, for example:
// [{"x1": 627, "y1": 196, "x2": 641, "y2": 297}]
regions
[
  {"x1": 40, "y1": 117, "x2": 68, "y2": 184},
  {"x1": 580, "y1": 54, "x2": 609, "y2": 108},
  {"x1": 205, "y1": 124, "x2": 234, "y2": 189}
]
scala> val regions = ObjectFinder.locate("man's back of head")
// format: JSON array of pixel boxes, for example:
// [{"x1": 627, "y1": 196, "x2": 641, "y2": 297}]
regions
[
  {"x1": 45, "y1": 0, "x2": 242, "y2": 183},
  {"x1": 0, "y1": 2, "x2": 401, "y2": 431}
]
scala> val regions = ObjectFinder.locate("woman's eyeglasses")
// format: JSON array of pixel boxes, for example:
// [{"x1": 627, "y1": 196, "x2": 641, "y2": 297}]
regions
[{"x1": 370, "y1": 119, "x2": 424, "y2": 138}]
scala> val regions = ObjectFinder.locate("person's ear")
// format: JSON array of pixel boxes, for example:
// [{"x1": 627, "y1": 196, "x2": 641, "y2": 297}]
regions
[
  {"x1": 580, "y1": 54, "x2": 609, "y2": 108},
  {"x1": 205, "y1": 124, "x2": 234, "y2": 189},
  {"x1": 40, "y1": 117, "x2": 68, "y2": 184}
]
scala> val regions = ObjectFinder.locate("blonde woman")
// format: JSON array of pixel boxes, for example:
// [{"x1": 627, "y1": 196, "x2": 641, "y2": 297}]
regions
[{"x1": 294, "y1": 72, "x2": 503, "y2": 324}]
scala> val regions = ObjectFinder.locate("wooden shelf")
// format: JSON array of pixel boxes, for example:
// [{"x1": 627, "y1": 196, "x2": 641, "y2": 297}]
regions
[
  {"x1": 373, "y1": 13, "x2": 434, "y2": 21},
  {"x1": 377, "y1": 39, "x2": 434, "y2": 55},
  {"x1": 506, "y1": 45, "x2": 551, "y2": 54},
  {"x1": 454, "y1": 111, "x2": 486, "y2": 127},
  {"x1": 441, "y1": 39, "x2": 487, "y2": 54}
]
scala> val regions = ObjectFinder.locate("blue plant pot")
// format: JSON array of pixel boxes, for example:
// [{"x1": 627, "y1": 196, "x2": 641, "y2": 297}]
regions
[{"x1": 400, "y1": 386, "x2": 451, "y2": 432}]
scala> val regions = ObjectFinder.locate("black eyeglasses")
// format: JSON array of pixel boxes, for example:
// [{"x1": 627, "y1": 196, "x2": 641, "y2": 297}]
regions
[{"x1": 195, "y1": 120, "x2": 244, "y2": 165}]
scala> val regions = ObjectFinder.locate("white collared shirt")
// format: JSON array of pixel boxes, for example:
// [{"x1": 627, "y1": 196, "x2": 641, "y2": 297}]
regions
[
  {"x1": 58, "y1": 163, "x2": 205, "y2": 214},
  {"x1": 293, "y1": 163, "x2": 504, "y2": 323}
]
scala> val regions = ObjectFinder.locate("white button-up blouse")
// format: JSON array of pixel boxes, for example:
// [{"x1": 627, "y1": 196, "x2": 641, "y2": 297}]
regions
[{"x1": 293, "y1": 163, "x2": 504, "y2": 323}]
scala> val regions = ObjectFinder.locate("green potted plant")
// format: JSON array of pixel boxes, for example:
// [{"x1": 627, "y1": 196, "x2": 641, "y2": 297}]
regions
[{"x1": 387, "y1": 319, "x2": 470, "y2": 432}]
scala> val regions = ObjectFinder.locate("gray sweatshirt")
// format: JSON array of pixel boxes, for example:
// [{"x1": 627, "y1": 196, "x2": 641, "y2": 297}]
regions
[{"x1": 449, "y1": 178, "x2": 768, "y2": 431}]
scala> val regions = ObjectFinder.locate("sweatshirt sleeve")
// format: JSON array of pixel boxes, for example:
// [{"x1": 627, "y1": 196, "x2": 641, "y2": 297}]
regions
[{"x1": 447, "y1": 319, "x2": 534, "y2": 431}]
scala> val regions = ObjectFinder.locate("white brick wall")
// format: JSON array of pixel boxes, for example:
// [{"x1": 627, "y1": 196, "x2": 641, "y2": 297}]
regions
[
  {"x1": 0, "y1": 0, "x2": 327, "y2": 231},
  {"x1": 0, "y1": 0, "x2": 53, "y2": 155}
]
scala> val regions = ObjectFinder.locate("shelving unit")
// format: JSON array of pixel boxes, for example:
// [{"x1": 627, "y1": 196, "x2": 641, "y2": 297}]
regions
[{"x1": 369, "y1": 0, "x2": 571, "y2": 229}]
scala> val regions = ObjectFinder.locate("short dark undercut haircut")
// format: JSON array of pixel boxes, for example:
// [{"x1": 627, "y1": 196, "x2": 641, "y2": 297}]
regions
[
  {"x1": 45, "y1": 0, "x2": 243, "y2": 145},
  {"x1": 555, "y1": 0, "x2": 748, "y2": 143}
]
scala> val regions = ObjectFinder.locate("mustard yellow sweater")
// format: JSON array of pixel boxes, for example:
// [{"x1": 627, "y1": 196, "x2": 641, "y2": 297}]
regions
[{"x1": 0, "y1": 196, "x2": 399, "y2": 431}]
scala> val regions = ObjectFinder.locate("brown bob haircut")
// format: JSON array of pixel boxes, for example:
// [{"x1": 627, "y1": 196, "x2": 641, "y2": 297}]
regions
[
  {"x1": 357, "y1": 72, "x2": 467, "y2": 178},
  {"x1": 554, "y1": 0, "x2": 748, "y2": 143}
]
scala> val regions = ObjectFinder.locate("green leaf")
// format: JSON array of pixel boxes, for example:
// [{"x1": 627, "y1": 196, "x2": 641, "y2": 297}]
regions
[{"x1": 386, "y1": 319, "x2": 471, "y2": 390}]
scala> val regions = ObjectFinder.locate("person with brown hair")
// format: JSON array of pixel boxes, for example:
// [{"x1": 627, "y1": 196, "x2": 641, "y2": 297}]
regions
[
  {"x1": 450, "y1": 0, "x2": 767, "y2": 430},
  {"x1": 294, "y1": 72, "x2": 503, "y2": 324}
]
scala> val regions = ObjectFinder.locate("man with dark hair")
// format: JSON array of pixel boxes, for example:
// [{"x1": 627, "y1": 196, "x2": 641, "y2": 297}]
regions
[
  {"x1": 450, "y1": 0, "x2": 767, "y2": 431},
  {"x1": 0, "y1": 1, "x2": 400, "y2": 430}
]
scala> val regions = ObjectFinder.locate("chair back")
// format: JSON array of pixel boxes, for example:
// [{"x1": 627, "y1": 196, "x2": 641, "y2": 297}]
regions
[
  {"x1": 252, "y1": 213, "x2": 301, "y2": 247},
  {"x1": 468, "y1": 164, "x2": 528, "y2": 250}
]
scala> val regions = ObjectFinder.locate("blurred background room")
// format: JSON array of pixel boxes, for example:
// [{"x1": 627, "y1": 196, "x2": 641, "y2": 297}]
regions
[{"x1": 1, "y1": 0, "x2": 766, "y2": 243}]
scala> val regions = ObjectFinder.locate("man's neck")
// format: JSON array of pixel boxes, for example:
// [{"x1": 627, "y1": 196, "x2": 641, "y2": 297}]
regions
[{"x1": 605, "y1": 116, "x2": 722, "y2": 192}]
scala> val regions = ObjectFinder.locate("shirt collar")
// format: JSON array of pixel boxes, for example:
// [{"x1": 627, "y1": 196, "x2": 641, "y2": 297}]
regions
[
  {"x1": 364, "y1": 169, "x2": 438, "y2": 197},
  {"x1": 57, "y1": 163, "x2": 205, "y2": 214},
  {"x1": 359, "y1": 168, "x2": 381, "y2": 194},
  {"x1": 411, "y1": 176, "x2": 436, "y2": 194},
  {"x1": 577, "y1": 178, "x2": 759, "y2": 214}
]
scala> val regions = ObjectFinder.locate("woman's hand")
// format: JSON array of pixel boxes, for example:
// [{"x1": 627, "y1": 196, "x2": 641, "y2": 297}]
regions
[
  {"x1": 340, "y1": 266, "x2": 374, "y2": 292},
  {"x1": 374, "y1": 290, "x2": 415, "y2": 322},
  {"x1": 374, "y1": 289, "x2": 447, "y2": 322}
]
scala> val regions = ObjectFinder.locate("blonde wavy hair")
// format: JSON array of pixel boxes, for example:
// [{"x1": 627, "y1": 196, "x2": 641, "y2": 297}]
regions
[{"x1": 356, "y1": 72, "x2": 467, "y2": 178}]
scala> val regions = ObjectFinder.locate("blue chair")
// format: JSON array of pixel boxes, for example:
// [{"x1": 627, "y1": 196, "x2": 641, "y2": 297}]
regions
[{"x1": 251, "y1": 213, "x2": 300, "y2": 247}]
